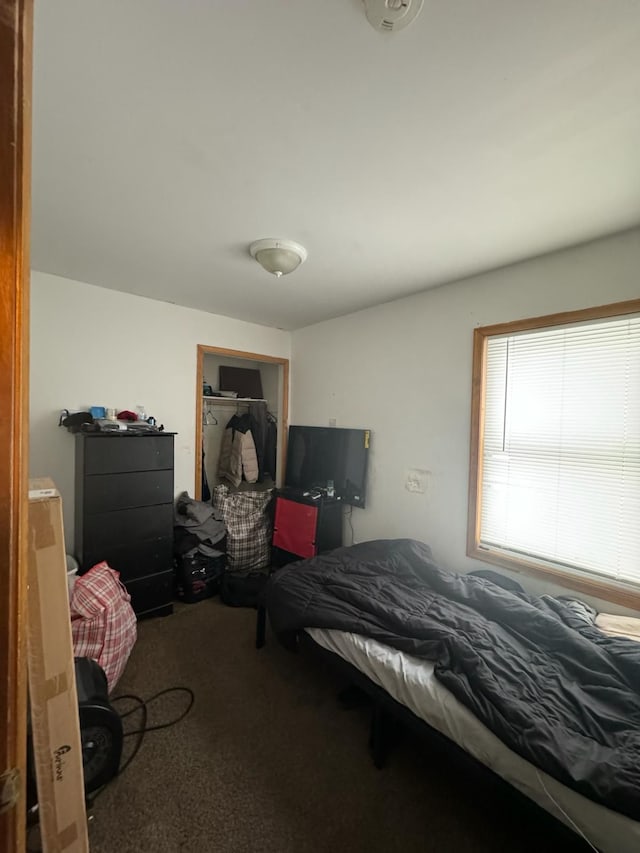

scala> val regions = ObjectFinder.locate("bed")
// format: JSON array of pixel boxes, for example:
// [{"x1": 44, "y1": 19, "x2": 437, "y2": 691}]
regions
[{"x1": 263, "y1": 539, "x2": 640, "y2": 853}]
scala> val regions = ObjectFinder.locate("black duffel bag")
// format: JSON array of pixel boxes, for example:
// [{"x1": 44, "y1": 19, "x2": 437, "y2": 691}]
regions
[
  {"x1": 220, "y1": 571, "x2": 269, "y2": 608},
  {"x1": 176, "y1": 553, "x2": 225, "y2": 603}
]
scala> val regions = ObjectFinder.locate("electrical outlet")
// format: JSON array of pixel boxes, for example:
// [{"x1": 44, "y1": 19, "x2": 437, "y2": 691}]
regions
[
  {"x1": 405, "y1": 469, "x2": 429, "y2": 494},
  {"x1": 329, "y1": 418, "x2": 336, "y2": 428}
]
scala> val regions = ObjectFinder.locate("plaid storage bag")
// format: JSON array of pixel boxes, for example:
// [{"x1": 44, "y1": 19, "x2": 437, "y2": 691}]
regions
[
  {"x1": 70, "y1": 561, "x2": 137, "y2": 692},
  {"x1": 212, "y1": 484, "x2": 273, "y2": 572}
]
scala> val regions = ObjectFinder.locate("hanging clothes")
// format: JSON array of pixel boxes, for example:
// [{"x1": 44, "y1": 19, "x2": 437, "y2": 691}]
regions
[
  {"x1": 201, "y1": 443, "x2": 211, "y2": 502},
  {"x1": 218, "y1": 413, "x2": 259, "y2": 487},
  {"x1": 264, "y1": 412, "x2": 277, "y2": 480},
  {"x1": 248, "y1": 402, "x2": 268, "y2": 481}
]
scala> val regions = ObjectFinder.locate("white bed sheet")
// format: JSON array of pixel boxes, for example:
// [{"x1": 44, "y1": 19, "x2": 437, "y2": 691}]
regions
[{"x1": 306, "y1": 627, "x2": 640, "y2": 853}]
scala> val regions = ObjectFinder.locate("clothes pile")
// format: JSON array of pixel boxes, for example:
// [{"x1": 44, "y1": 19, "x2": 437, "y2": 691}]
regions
[{"x1": 174, "y1": 492, "x2": 227, "y2": 602}]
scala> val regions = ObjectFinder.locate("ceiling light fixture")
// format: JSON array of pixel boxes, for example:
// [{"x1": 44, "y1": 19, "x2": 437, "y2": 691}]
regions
[
  {"x1": 363, "y1": 0, "x2": 424, "y2": 32},
  {"x1": 249, "y1": 238, "x2": 308, "y2": 278}
]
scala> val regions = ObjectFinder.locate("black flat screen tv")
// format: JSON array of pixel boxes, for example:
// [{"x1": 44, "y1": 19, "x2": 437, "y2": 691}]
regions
[{"x1": 285, "y1": 425, "x2": 371, "y2": 508}]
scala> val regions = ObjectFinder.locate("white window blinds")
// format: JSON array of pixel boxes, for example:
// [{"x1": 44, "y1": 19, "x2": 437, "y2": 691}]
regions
[{"x1": 480, "y1": 314, "x2": 640, "y2": 587}]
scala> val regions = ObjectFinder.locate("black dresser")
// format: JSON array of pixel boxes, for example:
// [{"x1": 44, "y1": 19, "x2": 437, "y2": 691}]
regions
[{"x1": 75, "y1": 433, "x2": 175, "y2": 618}]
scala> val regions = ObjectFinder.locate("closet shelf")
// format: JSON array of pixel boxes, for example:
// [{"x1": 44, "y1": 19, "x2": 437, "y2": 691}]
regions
[{"x1": 202, "y1": 396, "x2": 267, "y2": 403}]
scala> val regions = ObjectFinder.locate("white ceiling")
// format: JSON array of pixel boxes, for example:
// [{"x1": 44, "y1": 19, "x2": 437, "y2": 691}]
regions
[{"x1": 31, "y1": 1, "x2": 640, "y2": 330}]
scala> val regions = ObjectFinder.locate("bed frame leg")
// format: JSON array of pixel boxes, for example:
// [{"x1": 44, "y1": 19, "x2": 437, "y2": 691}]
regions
[{"x1": 370, "y1": 702, "x2": 389, "y2": 769}]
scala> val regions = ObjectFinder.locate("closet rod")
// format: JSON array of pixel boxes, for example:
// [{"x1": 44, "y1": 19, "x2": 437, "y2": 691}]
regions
[
  {"x1": 202, "y1": 396, "x2": 267, "y2": 403},
  {"x1": 203, "y1": 403, "x2": 258, "y2": 410}
]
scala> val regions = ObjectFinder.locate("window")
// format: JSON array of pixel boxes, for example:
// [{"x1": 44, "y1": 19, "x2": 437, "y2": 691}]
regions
[{"x1": 468, "y1": 299, "x2": 640, "y2": 608}]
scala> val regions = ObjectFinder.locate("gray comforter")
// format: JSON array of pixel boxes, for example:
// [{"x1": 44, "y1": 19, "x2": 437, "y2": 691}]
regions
[{"x1": 265, "y1": 539, "x2": 640, "y2": 820}]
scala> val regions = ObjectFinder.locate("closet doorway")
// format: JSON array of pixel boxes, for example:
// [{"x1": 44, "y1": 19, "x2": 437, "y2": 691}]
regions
[{"x1": 195, "y1": 345, "x2": 289, "y2": 500}]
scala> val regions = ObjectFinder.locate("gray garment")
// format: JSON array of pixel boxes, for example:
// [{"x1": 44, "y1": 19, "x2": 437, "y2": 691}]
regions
[
  {"x1": 174, "y1": 491, "x2": 226, "y2": 546},
  {"x1": 183, "y1": 544, "x2": 225, "y2": 559}
]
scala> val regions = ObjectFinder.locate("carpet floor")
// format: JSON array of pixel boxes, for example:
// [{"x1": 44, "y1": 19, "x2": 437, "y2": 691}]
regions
[{"x1": 87, "y1": 598, "x2": 591, "y2": 853}]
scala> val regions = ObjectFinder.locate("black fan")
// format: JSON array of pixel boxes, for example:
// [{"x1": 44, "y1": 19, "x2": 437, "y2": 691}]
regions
[
  {"x1": 27, "y1": 658, "x2": 122, "y2": 811},
  {"x1": 75, "y1": 658, "x2": 122, "y2": 794},
  {"x1": 75, "y1": 658, "x2": 123, "y2": 793}
]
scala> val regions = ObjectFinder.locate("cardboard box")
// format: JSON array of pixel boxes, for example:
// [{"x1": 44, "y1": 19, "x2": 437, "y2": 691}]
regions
[{"x1": 27, "y1": 479, "x2": 89, "y2": 853}]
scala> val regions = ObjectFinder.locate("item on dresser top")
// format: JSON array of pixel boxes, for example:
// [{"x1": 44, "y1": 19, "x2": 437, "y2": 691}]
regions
[
  {"x1": 218, "y1": 413, "x2": 259, "y2": 487},
  {"x1": 125, "y1": 421, "x2": 159, "y2": 433},
  {"x1": 59, "y1": 410, "x2": 94, "y2": 432},
  {"x1": 213, "y1": 484, "x2": 273, "y2": 572},
  {"x1": 70, "y1": 561, "x2": 137, "y2": 692},
  {"x1": 94, "y1": 418, "x2": 123, "y2": 431}
]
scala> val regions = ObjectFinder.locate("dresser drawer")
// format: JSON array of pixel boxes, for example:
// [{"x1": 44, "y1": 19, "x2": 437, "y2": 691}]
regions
[
  {"x1": 83, "y1": 435, "x2": 174, "y2": 475},
  {"x1": 83, "y1": 470, "x2": 174, "y2": 514},
  {"x1": 82, "y1": 503, "x2": 173, "y2": 555},
  {"x1": 82, "y1": 536, "x2": 173, "y2": 582},
  {"x1": 126, "y1": 570, "x2": 174, "y2": 618}
]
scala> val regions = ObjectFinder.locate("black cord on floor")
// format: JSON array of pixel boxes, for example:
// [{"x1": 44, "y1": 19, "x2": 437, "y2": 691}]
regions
[
  {"x1": 116, "y1": 686, "x2": 195, "y2": 735},
  {"x1": 91, "y1": 686, "x2": 195, "y2": 799},
  {"x1": 115, "y1": 686, "x2": 195, "y2": 764},
  {"x1": 110, "y1": 693, "x2": 148, "y2": 773}
]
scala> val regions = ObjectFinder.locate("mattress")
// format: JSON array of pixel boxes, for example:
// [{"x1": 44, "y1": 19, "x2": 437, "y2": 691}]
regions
[{"x1": 306, "y1": 627, "x2": 640, "y2": 853}]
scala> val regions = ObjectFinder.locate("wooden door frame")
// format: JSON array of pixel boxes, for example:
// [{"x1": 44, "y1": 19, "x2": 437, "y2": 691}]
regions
[
  {"x1": 195, "y1": 345, "x2": 289, "y2": 499},
  {"x1": 0, "y1": 0, "x2": 32, "y2": 849}
]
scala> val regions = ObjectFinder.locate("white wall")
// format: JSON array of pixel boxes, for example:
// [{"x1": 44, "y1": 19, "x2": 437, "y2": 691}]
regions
[
  {"x1": 291, "y1": 227, "x2": 640, "y2": 614},
  {"x1": 30, "y1": 272, "x2": 291, "y2": 547}
]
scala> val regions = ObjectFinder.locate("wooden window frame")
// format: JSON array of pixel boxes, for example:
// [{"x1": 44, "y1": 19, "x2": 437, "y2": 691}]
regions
[{"x1": 467, "y1": 298, "x2": 640, "y2": 611}]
